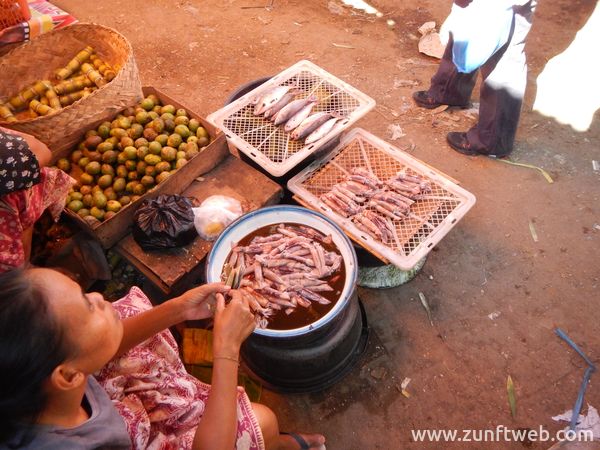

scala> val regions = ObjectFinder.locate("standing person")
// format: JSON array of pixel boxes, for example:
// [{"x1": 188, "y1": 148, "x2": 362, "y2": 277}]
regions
[
  {"x1": 0, "y1": 127, "x2": 73, "y2": 271},
  {"x1": 413, "y1": 0, "x2": 537, "y2": 158},
  {"x1": 0, "y1": 268, "x2": 326, "y2": 450}
]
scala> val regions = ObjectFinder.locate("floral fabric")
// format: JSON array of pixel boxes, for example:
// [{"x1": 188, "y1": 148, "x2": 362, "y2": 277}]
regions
[
  {"x1": 95, "y1": 287, "x2": 265, "y2": 450},
  {"x1": 0, "y1": 166, "x2": 74, "y2": 272},
  {"x1": 0, "y1": 131, "x2": 40, "y2": 196}
]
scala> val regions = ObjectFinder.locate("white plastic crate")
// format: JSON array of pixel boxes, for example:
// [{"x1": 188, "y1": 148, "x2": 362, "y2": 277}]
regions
[
  {"x1": 206, "y1": 60, "x2": 375, "y2": 177},
  {"x1": 287, "y1": 128, "x2": 477, "y2": 270}
]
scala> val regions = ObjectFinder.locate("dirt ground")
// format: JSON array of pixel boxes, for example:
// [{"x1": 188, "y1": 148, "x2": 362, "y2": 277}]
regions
[{"x1": 52, "y1": 0, "x2": 600, "y2": 448}]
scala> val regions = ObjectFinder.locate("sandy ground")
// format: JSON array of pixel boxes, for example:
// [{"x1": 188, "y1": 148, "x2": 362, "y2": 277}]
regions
[{"x1": 50, "y1": 0, "x2": 600, "y2": 448}]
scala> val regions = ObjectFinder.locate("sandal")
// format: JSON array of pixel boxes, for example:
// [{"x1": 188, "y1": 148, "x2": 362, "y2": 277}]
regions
[{"x1": 280, "y1": 432, "x2": 326, "y2": 450}]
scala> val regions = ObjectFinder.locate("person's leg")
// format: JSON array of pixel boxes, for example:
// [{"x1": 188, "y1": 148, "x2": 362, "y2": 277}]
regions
[
  {"x1": 414, "y1": 34, "x2": 479, "y2": 108},
  {"x1": 251, "y1": 403, "x2": 326, "y2": 450},
  {"x1": 464, "y1": 0, "x2": 536, "y2": 155}
]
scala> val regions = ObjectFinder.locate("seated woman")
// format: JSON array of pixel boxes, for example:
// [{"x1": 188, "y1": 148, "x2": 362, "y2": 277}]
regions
[
  {"x1": 0, "y1": 268, "x2": 326, "y2": 450},
  {"x1": 0, "y1": 127, "x2": 74, "y2": 272}
]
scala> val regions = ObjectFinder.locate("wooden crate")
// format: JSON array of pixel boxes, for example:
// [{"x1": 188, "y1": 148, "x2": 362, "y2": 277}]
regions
[{"x1": 52, "y1": 86, "x2": 227, "y2": 249}]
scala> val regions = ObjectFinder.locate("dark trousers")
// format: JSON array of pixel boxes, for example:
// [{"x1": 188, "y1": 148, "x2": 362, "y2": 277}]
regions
[{"x1": 428, "y1": 1, "x2": 536, "y2": 155}]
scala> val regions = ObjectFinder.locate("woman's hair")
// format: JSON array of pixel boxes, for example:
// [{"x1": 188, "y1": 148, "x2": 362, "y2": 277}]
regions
[{"x1": 0, "y1": 268, "x2": 76, "y2": 443}]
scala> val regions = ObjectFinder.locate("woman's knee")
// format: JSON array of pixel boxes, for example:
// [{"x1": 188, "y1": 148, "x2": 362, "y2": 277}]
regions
[{"x1": 251, "y1": 402, "x2": 279, "y2": 448}]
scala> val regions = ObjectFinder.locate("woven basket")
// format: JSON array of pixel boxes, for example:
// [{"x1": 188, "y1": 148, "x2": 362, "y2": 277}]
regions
[{"x1": 0, "y1": 23, "x2": 142, "y2": 152}]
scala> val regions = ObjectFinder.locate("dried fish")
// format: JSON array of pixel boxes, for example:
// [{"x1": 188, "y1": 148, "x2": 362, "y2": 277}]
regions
[
  {"x1": 283, "y1": 99, "x2": 317, "y2": 132},
  {"x1": 254, "y1": 85, "x2": 295, "y2": 115},
  {"x1": 290, "y1": 111, "x2": 332, "y2": 140},
  {"x1": 305, "y1": 117, "x2": 340, "y2": 144}
]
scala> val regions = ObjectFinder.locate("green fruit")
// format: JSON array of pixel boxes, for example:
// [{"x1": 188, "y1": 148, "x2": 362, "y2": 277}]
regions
[
  {"x1": 134, "y1": 137, "x2": 149, "y2": 148},
  {"x1": 130, "y1": 195, "x2": 141, "y2": 203},
  {"x1": 167, "y1": 134, "x2": 182, "y2": 148},
  {"x1": 147, "y1": 111, "x2": 159, "y2": 120},
  {"x1": 152, "y1": 105, "x2": 162, "y2": 113},
  {"x1": 124, "y1": 146, "x2": 138, "y2": 160},
  {"x1": 85, "y1": 135, "x2": 102, "y2": 149},
  {"x1": 125, "y1": 181, "x2": 139, "y2": 192},
  {"x1": 175, "y1": 108, "x2": 187, "y2": 117},
  {"x1": 175, "y1": 158, "x2": 188, "y2": 169},
  {"x1": 77, "y1": 208, "x2": 90, "y2": 218},
  {"x1": 147, "y1": 94, "x2": 160, "y2": 105},
  {"x1": 196, "y1": 127, "x2": 208, "y2": 139},
  {"x1": 104, "y1": 188, "x2": 118, "y2": 201},
  {"x1": 78, "y1": 142, "x2": 86, "y2": 151},
  {"x1": 97, "y1": 174, "x2": 113, "y2": 189},
  {"x1": 120, "y1": 137, "x2": 134, "y2": 150},
  {"x1": 197, "y1": 136, "x2": 209, "y2": 147},
  {"x1": 187, "y1": 135, "x2": 198, "y2": 144},
  {"x1": 174, "y1": 124, "x2": 191, "y2": 139},
  {"x1": 104, "y1": 211, "x2": 117, "y2": 220},
  {"x1": 106, "y1": 200, "x2": 122, "y2": 213},
  {"x1": 106, "y1": 136, "x2": 119, "y2": 147},
  {"x1": 92, "y1": 185, "x2": 103, "y2": 195},
  {"x1": 110, "y1": 128, "x2": 127, "y2": 139},
  {"x1": 185, "y1": 146, "x2": 199, "y2": 160},
  {"x1": 144, "y1": 154, "x2": 161, "y2": 166},
  {"x1": 79, "y1": 185, "x2": 93, "y2": 196},
  {"x1": 136, "y1": 160, "x2": 147, "y2": 175},
  {"x1": 78, "y1": 157, "x2": 90, "y2": 169},
  {"x1": 161, "y1": 146, "x2": 177, "y2": 162},
  {"x1": 140, "y1": 175, "x2": 155, "y2": 187},
  {"x1": 155, "y1": 134, "x2": 168, "y2": 146},
  {"x1": 87, "y1": 151, "x2": 102, "y2": 163},
  {"x1": 136, "y1": 146, "x2": 149, "y2": 160},
  {"x1": 132, "y1": 184, "x2": 146, "y2": 195},
  {"x1": 128, "y1": 123, "x2": 144, "y2": 140},
  {"x1": 174, "y1": 115, "x2": 189, "y2": 126},
  {"x1": 118, "y1": 116, "x2": 131, "y2": 129},
  {"x1": 117, "y1": 152, "x2": 127, "y2": 164},
  {"x1": 93, "y1": 192, "x2": 107, "y2": 209},
  {"x1": 97, "y1": 142, "x2": 114, "y2": 154},
  {"x1": 163, "y1": 118, "x2": 175, "y2": 133},
  {"x1": 156, "y1": 171, "x2": 171, "y2": 184},
  {"x1": 102, "y1": 150, "x2": 118, "y2": 164},
  {"x1": 155, "y1": 161, "x2": 171, "y2": 174},
  {"x1": 143, "y1": 128, "x2": 158, "y2": 141},
  {"x1": 101, "y1": 164, "x2": 115, "y2": 176},
  {"x1": 178, "y1": 142, "x2": 187, "y2": 152},
  {"x1": 185, "y1": 141, "x2": 199, "y2": 154},
  {"x1": 113, "y1": 177, "x2": 126, "y2": 192},
  {"x1": 160, "y1": 112, "x2": 175, "y2": 122},
  {"x1": 151, "y1": 118, "x2": 165, "y2": 134},
  {"x1": 116, "y1": 165, "x2": 128, "y2": 178},
  {"x1": 82, "y1": 194, "x2": 93, "y2": 207},
  {"x1": 161, "y1": 104, "x2": 176, "y2": 115},
  {"x1": 127, "y1": 171, "x2": 139, "y2": 181},
  {"x1": 119, "y1": 196, "x2": 131, "y2": 206},
  {"x1": 97, "y1": 124, "x2": 111, "y2": 139},
  {"x1": 71, "y1": 150, "x2": 83, "y2": 164},
  {"x1": 123, "y1": 107, "x2": 136, "y2": 117},
  {"x1": 79, "y1": 173, "x2": 94, "y2": 185},
  {"x1": 90, "y1": 207, "x2": 105, "y2": 221},
  {"x1": 188, "y1": 118, "x2": 200, "y2": 133},
  {"x1": 136, "y1": 110, "x2": 150, "y2": 125},
  {"x1": 70, "y1": 192, "x2": 83, "y2": 201},
  {"x1": 85, "y1": 161, "x2": 101, "y2": 175},
  {"x1": 56, "y1": 158, "x2": 71, "y2": 172},
  {"x1": 140, "y1": 98, "x2": 154, "y2": 111},
  {"x1": 176, "y1": 150, "x2": 186, "y2": 160},
  {"x1": 145, "y1": 166, "x2": 157, "y2": 177},
  {"x1": 125, "y1": 160, "x2": 137, "y2": 171},
  {"x1": 148, "y1": 141, "x2": 162, "y2": 155}
]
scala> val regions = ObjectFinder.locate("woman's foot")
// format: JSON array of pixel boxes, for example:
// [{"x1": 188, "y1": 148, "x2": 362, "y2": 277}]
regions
[{"x1": 279, "y1": 432, "x2": 326, "y2": 450}]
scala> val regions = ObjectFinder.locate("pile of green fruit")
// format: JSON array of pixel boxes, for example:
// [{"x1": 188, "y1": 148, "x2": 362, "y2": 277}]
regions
[{"x1": 56, "y1": 94, "x2": 211, "y2": 225}]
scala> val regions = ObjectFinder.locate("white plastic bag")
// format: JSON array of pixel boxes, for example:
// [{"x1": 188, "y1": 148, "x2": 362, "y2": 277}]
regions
[{"x1": 192, "y1": 195, "x2": 243, "y2": 241}]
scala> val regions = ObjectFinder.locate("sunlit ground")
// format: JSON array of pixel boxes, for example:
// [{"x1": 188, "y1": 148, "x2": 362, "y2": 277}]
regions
[
  {"x1": 341, "y1": 0, "x2": 383, "y2": 17},
  {"x1": 533, "y1": 0, "x2": 600, "y2": 132}
]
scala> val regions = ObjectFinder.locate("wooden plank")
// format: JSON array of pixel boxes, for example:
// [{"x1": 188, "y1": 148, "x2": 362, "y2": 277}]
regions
[{"x1": 115, "y1": 155, "x2": 283, "y2": 294}]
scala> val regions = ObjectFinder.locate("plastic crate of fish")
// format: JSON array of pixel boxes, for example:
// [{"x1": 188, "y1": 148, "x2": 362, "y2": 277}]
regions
[
  {"x1": 287, "y1": 128, "x2": 476, "y2": 270},
  {"x1": 206, "y1": 60, "x2": 375, "y2": 177}
]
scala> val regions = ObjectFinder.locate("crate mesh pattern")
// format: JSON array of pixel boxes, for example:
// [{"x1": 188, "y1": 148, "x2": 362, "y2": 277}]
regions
[{"x1": 289, "y1": 129, "x2": 476, "y2": 268}]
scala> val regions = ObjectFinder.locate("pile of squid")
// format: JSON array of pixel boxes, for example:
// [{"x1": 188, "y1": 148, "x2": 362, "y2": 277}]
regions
[
  {"x1": 320, "y1": 167, "x2": 432, "y2": 244},
  {"x1": 222, "y1": 224, "x2": 343, "y2": 329},
  {"x1": 252, "y1": 85, "x2": 341, "y2": 144}
]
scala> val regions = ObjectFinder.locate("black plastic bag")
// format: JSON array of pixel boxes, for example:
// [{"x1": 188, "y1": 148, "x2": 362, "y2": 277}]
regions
[{"x1": 132, "y1": 195, "x2": 197, "y2": 251}]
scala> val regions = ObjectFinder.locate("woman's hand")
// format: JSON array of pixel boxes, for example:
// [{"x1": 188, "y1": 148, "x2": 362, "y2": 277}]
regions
[
  {"x1": 213, "y1": 290, "x2": 256, "y2": 358},
  {"x1": 176, "y1": 282, "x2": 231, "y2": 321}
]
